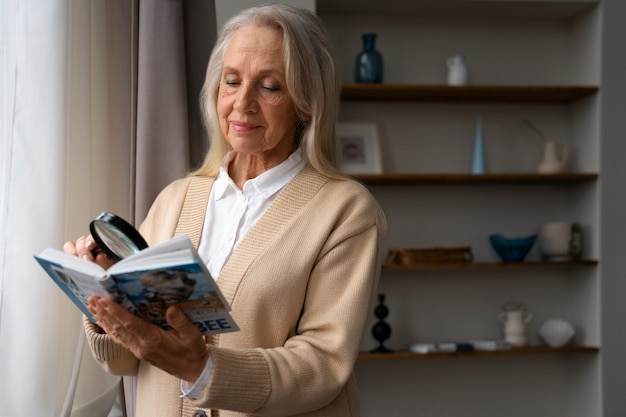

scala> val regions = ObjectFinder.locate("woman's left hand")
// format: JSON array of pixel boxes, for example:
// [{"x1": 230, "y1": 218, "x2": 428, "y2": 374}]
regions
[{"x1": 88, "y1": 295, "x2": 209, "y2": 382}]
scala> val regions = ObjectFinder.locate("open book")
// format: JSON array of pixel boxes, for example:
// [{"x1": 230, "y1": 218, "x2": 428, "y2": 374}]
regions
[{"x1": 34, "y1": 235, "x2": 238, "y2": 335}]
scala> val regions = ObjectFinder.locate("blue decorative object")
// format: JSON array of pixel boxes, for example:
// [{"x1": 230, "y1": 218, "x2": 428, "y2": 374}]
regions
[
  {"x1": 355, "y1": 33, "x2": 383, "y2": 83},
  {"x1": 472, "y1": 117, "x2": 486, "y2": 174},
  {"x1": 489, "y1": 234, "x2": 537, "y2": 262}
]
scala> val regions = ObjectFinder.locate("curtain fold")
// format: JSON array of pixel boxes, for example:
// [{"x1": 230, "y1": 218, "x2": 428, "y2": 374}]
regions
[
  {"x1": 106, "y1": 0, "x2": 215, "y2": 226},
  {"x1": 134, "y1": 0, "x2": 191, "y2": 221},
  {"x1": 105, "y1": 1, "x2": 217, "y2": 415},
  {"x1": 1, "y1": 1, "x2": 215, "y2": 416},
  {"x1": 1, "y1": 1, "x2": 120, "y2": 416}
]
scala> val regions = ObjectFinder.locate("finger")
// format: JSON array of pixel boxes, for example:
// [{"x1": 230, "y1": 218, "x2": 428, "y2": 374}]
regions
[
  {"x1": 74, "y1": 235, "x2": 113, "y2": 267},
  {"x1": 74, "y1": 235, "x2": 95, "y2": 261},
  {"x1": 96, "y1": 297, "x2": 124, "y2": 319},
  {"x1": 88, "y1": 295, "x2": 101, "y2": 306},
  {"x1": 93, "y1": 251, "x2": 115, "y2": 269},
  {"x1": 84, "y1": 235, "x2": 103, "y2": 261},
  {"x1": 166, "y1": 306, "x2": 201, "y2": 338},
  {"x1": 87, "y1": 295, "x2": 101, "y2": 316},
  {"x1": 93, "y1": 298, "x2": 126, "y2": 329},
  {"x1": 62, "y1": 241, "x2": 78, "y2": 256},
  {"x1": 93, "y1": 299, "x2": 139, "y2": 344},
  {"x1": 83, "y1": 235, "x2": 116, "y2": 268}
]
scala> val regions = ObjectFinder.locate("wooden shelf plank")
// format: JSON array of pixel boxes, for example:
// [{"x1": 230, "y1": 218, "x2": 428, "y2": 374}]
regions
[
  {"x1": 354, "y1": 172, "x2": 598, "y2": 185},
  {"x1": 382, "y1": 260, "x2": 598, "y2": 270},
  {"x1": 319, "y1": 1, "x2": 595, "y2": 20},
  {"x1": 341, "y1": 84, "x2": 598, "y2": 102},
  {"x1": 357, "y1": 346, "x2": 599, "y2": 361}
]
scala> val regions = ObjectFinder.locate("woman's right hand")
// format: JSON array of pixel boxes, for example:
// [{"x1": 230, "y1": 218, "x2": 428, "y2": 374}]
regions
[{"x1": 63, "y1": 235, "x2": 114, "y2": 270}]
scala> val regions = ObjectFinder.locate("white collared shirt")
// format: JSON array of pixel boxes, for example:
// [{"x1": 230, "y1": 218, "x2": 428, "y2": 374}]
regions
[
  {"x1": 181, "y1": 147, "x2": 306, "y2": 398},
  {"x1": 197, "y1": 148, "x2": 306, "y2": 278}
]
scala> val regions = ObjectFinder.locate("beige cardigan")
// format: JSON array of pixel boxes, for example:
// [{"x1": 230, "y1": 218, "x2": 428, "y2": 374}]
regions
[{"x1": 84, "y1": 165, "x2": 386, "y2": 417}]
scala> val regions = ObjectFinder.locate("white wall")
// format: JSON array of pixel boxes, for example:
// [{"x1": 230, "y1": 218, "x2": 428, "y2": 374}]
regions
[
  {"x1": 599, "y1": 0, "x2": 626, "y2": 415},
  {"x1": 214, "y1": 0, "x2": 316, "y2": 31},
  {"x1": 319, "y1": 2, "x2": 609, "y2": 416}
]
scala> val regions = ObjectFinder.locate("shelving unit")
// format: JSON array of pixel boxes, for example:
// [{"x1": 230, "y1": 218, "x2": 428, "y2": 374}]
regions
[
  {"x1": 340, "y1": 83, "x2": 598, "y2": 102},
  {"x1": 358, "y1": 346, "x2": 599, "y2": 361},
  {"x1": 355, "y1": 172, "x2": 598, "y2": 184},
  {"x1": 382, "y1": 260, "x2": 598, "y2": 270},
  {"x1": 317, "y1": 1, "x2": 608, "y2": 416}
]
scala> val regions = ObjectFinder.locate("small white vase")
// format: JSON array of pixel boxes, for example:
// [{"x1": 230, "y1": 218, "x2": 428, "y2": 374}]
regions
[
  {"x1": 447, "y1": 55, "x2": 468, "y2": 86},
  {"x1": 538, "y1": 141, "x2": 568, "y2": 173},
  {"x1": 499, "y1": 309, "x2": 533, "y2": 347}
]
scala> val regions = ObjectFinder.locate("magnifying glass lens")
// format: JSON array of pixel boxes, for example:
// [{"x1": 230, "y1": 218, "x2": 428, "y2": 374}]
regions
[{"x1": 89, "y1": 212, "x2": 149, "y2": 263}]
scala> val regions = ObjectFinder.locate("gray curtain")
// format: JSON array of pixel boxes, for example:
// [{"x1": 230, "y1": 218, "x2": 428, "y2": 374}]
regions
[
  {"x1": 104, "y1": 1, "x2": 217, "y2": 415},
  {"x1": 105, "y1": 0, "x2": 216, "y2": 226}
]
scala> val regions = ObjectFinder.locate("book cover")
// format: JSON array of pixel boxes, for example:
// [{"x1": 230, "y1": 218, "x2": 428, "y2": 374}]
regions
[{"x1": 34, "y1": 235, "x2": 238, "y2": 335}]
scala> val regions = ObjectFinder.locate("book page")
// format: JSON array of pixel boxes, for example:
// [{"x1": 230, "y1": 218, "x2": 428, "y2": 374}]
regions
[
  {"x1": 111, "y1": 260, "x2": 238, "y2": 334},
  {"x1": 35, "y1": 234, "x2": 238, "y2": 334},
  {"x1": 34, "y1": 255, "x2": 111, "y2": 322},
  {"x1": 109, "y1": 235, "x2": 194, "y2": 273}
]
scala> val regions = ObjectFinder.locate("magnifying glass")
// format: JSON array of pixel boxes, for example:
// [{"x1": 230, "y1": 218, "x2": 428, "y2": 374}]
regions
[{"x1": 89, "y1": 212, "x2": 149, "y2": 263}]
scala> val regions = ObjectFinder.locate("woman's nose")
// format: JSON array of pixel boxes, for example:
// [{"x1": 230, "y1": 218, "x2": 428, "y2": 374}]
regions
[{"x1": 233, "y1": 83, "x2": 258, "y2": 113}]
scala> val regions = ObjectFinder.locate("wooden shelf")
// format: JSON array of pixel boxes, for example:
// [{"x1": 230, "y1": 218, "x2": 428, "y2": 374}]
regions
[
  {"x1": 383, "y1": 260, "x2": 598, "y2": 270},
  {"x1": 340, "y1": 84, "x2": 598, "y2": 102},
  {"x1": 355, "y1": 172, "x2": 598, "y2": 185},
  {"x1": 357, "y1": 346, "x2": 599, "y2": 361},
  {"x1": 319, "y1": 1, "x2": 595, "y2": 20}
]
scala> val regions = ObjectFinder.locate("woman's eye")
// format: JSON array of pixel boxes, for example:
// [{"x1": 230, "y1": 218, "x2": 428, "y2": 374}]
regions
[{"x1": 262, "y1": 84, "x2": 280, "y2": 92}]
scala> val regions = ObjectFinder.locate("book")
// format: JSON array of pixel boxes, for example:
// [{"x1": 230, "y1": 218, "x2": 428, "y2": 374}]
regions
[
  {"x1": 410, "y1": 340, "x2": 514, "y2": 354},
  {"x1": 469, "y1": 340, "x2": 513, "y2": 351},
  {"x1": 34, "y1": 234, "x2": 239, "y2": 335},
  {"x1": 409, "y1": 342, "x2": 475, "y2": 354}
]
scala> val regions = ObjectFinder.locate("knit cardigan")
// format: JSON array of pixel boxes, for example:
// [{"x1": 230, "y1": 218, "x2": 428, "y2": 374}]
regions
[{"x1": 84, "y1": 165, "x2": 387, "y2": 417}]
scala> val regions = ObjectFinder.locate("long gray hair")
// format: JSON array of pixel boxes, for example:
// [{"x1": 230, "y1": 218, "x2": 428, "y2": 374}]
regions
[{"x1": 193, "y1": 4, "x2": 343, "y2": 178}]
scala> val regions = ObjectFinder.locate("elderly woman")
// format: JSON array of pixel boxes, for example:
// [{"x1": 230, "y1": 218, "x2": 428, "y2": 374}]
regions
[{"x1": 65, "y1": 4, "x2": 386, "y2": 417}]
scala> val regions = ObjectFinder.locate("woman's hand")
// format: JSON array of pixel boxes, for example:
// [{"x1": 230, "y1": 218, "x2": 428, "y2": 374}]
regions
[
  {"x1": 63, "y1": 235, "x2": 114, "y2": 270},
  {"x1": 87, "y1": 295, "x2": 209, "y2": 383}
]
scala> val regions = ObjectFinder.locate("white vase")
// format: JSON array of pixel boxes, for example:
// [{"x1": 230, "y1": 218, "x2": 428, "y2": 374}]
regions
[
  {"x1": 538, "y1": 141, "x2": 568, "y2": 173},
  {"x1": 499, "y1": 309, "x2": 533, "y2": 347},
  {"x1": 447, "y1": 55, "x2": 468, "y2": 86}
]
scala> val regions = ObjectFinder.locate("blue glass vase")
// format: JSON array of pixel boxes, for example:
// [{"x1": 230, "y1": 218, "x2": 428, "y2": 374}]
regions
[
  {"x1": 355, "y1": 33, "x2": 383, "y2": 83},
  {"x1": 472, "y1": 117, "x2": 487, "y2": 174}
]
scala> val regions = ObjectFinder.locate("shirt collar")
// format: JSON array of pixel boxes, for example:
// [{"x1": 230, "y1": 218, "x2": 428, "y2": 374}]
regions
[{"x1": 213, "y1": 148, "x2": 306, "y2": 200}]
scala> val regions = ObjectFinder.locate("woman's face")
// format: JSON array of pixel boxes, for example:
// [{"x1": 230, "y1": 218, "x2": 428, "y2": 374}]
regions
[
  {"x1": 142, "y1": 271, "x2": 195, "y2": 303},
  {"x1": 217, "y1": 24, "x2": 299, "y2": 162}
]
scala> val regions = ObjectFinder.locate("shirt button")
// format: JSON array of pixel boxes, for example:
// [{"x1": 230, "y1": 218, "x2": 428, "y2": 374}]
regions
[{"x1": 193, "y1": 410, "x2": 207, "y2": 417}]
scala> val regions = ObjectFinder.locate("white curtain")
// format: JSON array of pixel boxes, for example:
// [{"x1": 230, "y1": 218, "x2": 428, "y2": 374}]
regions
[{"x1": 1, "y1": 1, "x2": 122, "y2": 416}]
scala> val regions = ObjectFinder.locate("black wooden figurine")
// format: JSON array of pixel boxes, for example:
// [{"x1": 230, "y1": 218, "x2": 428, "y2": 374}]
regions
[{"x1": 370, "y1": 293, "x2": 393, "y2": 353}]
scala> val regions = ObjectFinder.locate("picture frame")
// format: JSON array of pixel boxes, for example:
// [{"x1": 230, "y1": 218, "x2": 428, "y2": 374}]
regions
[{"x1": 336, "y1": 122, "x2": 383, "y2": 174}]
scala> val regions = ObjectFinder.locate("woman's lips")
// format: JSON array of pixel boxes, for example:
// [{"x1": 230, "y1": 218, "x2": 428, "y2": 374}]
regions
[{"x1": 231, "y1": 121, "x2": 260, "y2": 133}]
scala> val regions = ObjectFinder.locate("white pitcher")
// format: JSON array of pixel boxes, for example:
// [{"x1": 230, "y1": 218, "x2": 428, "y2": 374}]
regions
[
  {"x1": 538, "y1": 141, "x2": 568, "y2": 173},
  {"x1": 499, "y1": 309, "x2": 533, "y2": 347}
]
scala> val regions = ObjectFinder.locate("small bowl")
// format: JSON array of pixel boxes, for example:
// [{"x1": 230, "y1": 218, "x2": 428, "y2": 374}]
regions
[
  {"x1": 538, "y1": 318, "x2": 575, "y2": 348},
  {"x1": 489, "y1": 234, "x2": 537, "y2": 262}
]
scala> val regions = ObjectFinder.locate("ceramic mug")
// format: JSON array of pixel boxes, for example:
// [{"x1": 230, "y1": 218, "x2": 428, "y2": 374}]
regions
[{"x1": 538, "y1": 221, "x2": 583, "y2": 261}]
